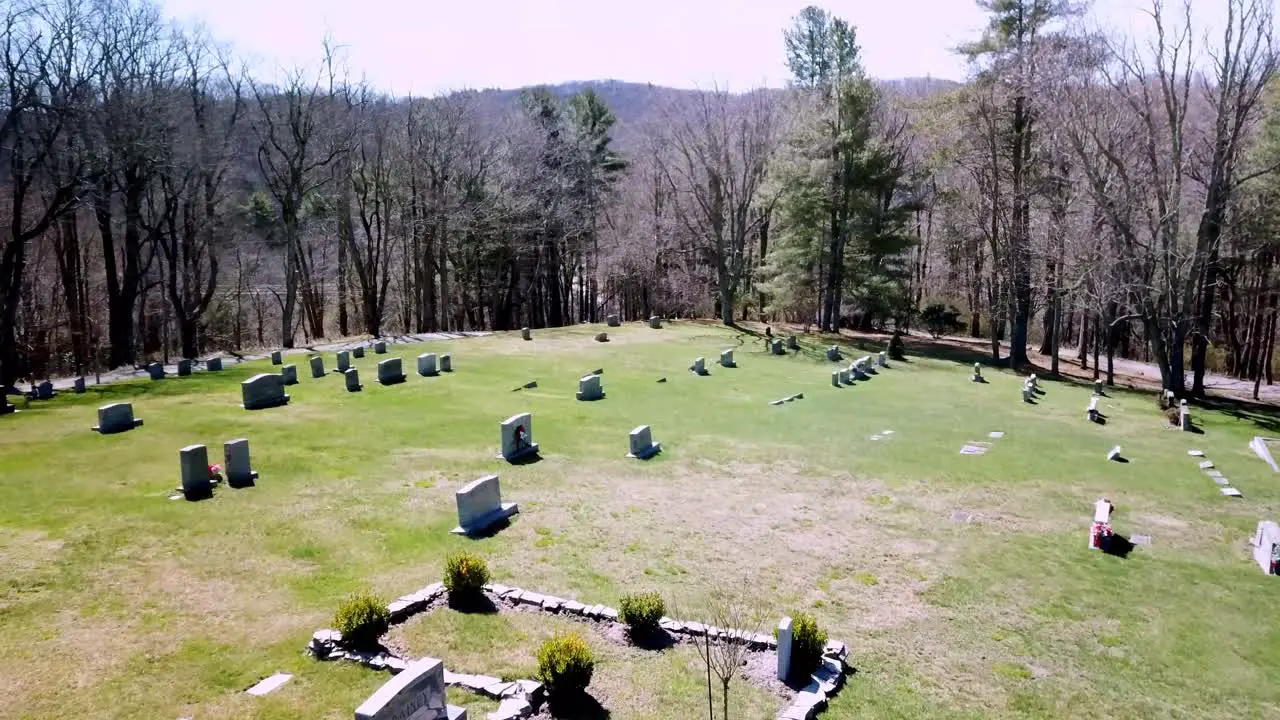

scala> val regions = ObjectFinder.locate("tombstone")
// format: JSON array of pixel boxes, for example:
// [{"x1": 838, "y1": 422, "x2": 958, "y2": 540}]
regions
[
  {"x1": 839, "y1": 369, "x2": 852, "y2": 385},
  {"x1": 972, "y1": 363, "x2": 984, "y2": 383},
  {"x1": 576, "y1": 373, "x2": 604, "y2": 401},
  {"x1": 345, "y1": 368, "x2": 362, "y2": 392},
  {"x1": 92, "y1": 402, "x2": 143, "y2": 434},
  {"x1": 374, "y1": 341, "x2": 387, "y2": 354},
  {"x1": 1251, "y1": 436, "x2": 1280, "y2": 472},
  {"x1": 647, "y1": 316, "x2": 662, "y2": 329},
  {"x1": 1107, "y1": 445, "x2": 1123, "y2": 461},
  {"x1": 627, "y1": 424, "x2": 661, "y2": 459},
  {"x1": 377, "y1": 357, "x2": 406, "y2": 385},
  {"x1": 770, "y1": 339, "x2": 786, "y2": 355},
  {"x1": 594, "y1": 332, "x2": 609, "y2": 342},
  {"x1": 853, "y1": 360, "x2": 870, "y2": 381},
  {"x1": 1089, "y1": 498, "x2": 1115, "y2": 550},
  {"x1": 787, "y1": 335, "x2": 800, "y2": 351},
  {"x1": 690, "y1": 357, "x2": 708, "y2": 376},
  {"x1": 35, "y1": 381, "x2": 55, "y2": 400},
  {"x1": 354, "y1": 656, "x2": 465, "y2": 720},
  {"x1": 607, "y1": 314, "x2": 620, "y2": 327},
  {"x1": 499, "y1": 413, "x2": 539, "y2": 462},
  {"x1": 521, "y1": 327, "x2": 532, "y2": 341},
  {"x1": 224, "y1": 438, "x2": 258, "y2": 488},
  {"x1": 336, "y1": 350, "x2": 351, "y2": 373},
  {"x1": 877, "y1": 351, "x2": 888, "y2": 367},
  {"x1": 1022, "y1": 383, "x2": 1034, "y2": 403},
  {"x1": 147, "y1": 362, "x2": 165, "y2": 380},
  {"x1": 440, "y1": 354, "x2": 452, "y2": 372},
  {"x1": 451, "y1": 475, "x2": 519, "y2": 536},
  {"x1": 177, "y1": 359, "x2": 192, "y2": 377},
  {"x1": 831, "y1": 371, "x2": 841, "y2": 388},
  {"x1": 1179, "y1": 400, "x2": 1193, "y2": 431},
  {"x1": 281, "y1": 364, "x2": 299, "y2": 386},
  {"x1": 207, "y1": 357, "x2": 223, "y2": 372},
  {"x1": 1094, "y1": 380, "x2": 1104, "y2": 396},
  {"x1": 826, "y1": 345, "x2": 841, "y2": 362},
  {"x1": 1029, "y1": 373, "x2": 1038, "y2": 390},
  {"x1": 73, "y1": 377, "x2": 85, "y2": 394},
  {"x1": 720, "y1": 349, "x2": 736, "y2": 368},
  {"x1": 1087, "y1": 397, "x2": 1100, "y2": 423},
  {"x1": 776, "y1": 617, "x2": 793, "y2": 682},
  {"x1": 353, "y1": 346, "x2": 366, "y2": 359},
  {"x1": 1252, "y1": 521, "x2": 1280, "y2": 575},
  {"x1": 417, "y1": 353, "x2": 439, "y2": 377},
  {"x1": 271, "y1": 350, "x2": 282, "y2": 365},
  {"x1": 310, "y1": 355, "x2": 325, "y2": 379},
  {"x1": 0, "y1": 392, "x2": 14, "y2": 415},
  {"x1": 180, "y1": 444, "x2": 213, "y2": 501},
  {"x1": 241, "y1": 373, "x2": 290, "y2": 410}
]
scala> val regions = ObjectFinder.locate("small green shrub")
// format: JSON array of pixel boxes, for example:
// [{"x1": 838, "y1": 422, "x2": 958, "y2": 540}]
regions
[
  {"x1": 788, "y1": 612, "x2": 828, "y2": 681},
  {"x1": 618, "y1": 591, "x2": 665, "y2": 636},
  {"x1": 443, "y1": 551, "x2": 490, "y2": 598},
  {"x1": 333, "y1": 591, "x2": 390, "y2": 649},
  {"x1": 536, "y1": 632, "x2": 595, "y2": 696}
]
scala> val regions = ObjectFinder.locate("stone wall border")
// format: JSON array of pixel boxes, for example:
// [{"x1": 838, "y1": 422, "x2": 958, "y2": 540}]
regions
[{"x1": 307, "y1": 581, "x2": 852, "y2": 720}]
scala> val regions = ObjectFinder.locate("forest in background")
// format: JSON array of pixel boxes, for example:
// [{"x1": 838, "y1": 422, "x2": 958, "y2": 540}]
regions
[{"x1": 1, "y1": 0, "x2": 1277, "y2": 399}]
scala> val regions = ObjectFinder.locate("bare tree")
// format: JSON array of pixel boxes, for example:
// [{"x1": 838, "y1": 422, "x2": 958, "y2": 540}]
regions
[{"x1": 703, "y1": 579, "x2": 766, "y2": 720}]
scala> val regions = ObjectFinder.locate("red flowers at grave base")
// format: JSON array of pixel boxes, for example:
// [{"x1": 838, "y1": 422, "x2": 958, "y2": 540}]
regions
[
  {"x1": 208, "y1": 464, "x2": 223, "y2": 482},
  {"x1": 1091, "y1": 522, "x2": 1113, "y2": 550}
]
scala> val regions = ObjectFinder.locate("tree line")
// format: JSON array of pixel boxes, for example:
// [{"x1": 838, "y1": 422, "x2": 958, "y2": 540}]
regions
[{"x1": 1, "y1": 0, "x2": 1276, "y2": 399}]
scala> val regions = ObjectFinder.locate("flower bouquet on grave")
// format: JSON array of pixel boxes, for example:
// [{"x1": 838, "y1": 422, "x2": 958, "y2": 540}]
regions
[
  {"x1": 1091, "y1": 521, "x2": 1113, "y2": 550},
  {"x1": 1271, "y1": 545, "x2": 1280, "y2": 576},
  {"x1": 208, "y1": 464, "x2": 224, "y2": 485}
]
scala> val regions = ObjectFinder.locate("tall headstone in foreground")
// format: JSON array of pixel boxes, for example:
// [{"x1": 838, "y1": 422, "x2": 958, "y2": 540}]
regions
[
  {"x1": 787, "y1": 335, "x2": 800, "y2": 351},
  {"x1": 451, "y1": 475, "x2": 519, "y2": 536},
  {"x1": 1252, "y1": 521, "x2": 1280, "y2": 575},
  {"x1": 607, "y1": 314, "x2": 620, "y2": 327},
  {"x1": 147, "y1": 362, "x2": 165, "y2": 380},
  {"x1": 335, "y1": 350, "x2": 351, "y2": 373},
  {"x1": 377, "y1": 357, "x2": 406, "y2": 385},
  {"x1": 770, "y1": 339, "x2": 785, "y2": 355},
  {"x1": 353, "y1": 656, "x2": 465, "y2": 720},
  {"x1": 627, "y1": 425, "x2": 661, "y2": 459},
  {"x1": 224, "y1": 438, "x2": 258, "y2": 488},
  {"x1": 521, "y1": 327, "x2": 532, "y2": 341},
  {"x1": 344, "y1": 368, "x2": 362, "y2": 392},
  {"x1": 839, "y1": 369, "x2": 851, "y2": 385},
  {"x1": 353, "y1": 346, "x2": 365, "y2": 359},
  {"x1": 180, "y1": 444, "x2": 213, "y2": 501},
  {"x1": 417, "y1": 353, "x2": 439, "y2": 377},
  {"x1": 1179, "y1": 400, "x2": 1193, "y2": 431},
  {"x1": 776, "y1": 617, "x2": 794, "y2": 682},
  {"x1": 177, "y1": 359, "x2": 192, "y2": 377},
  {"x1": 241, "y1": 373, "x2": 290, "y2": 410},
  {"x1": 35, "y1": 381, "x2": 55, "y2": 400},
  {"x1": 310, "y1": 355, "x2": 325, "y2": 379},
  {"x1": 281, "y1": 364, "x2": 299, "y2": 386},
  {"x1": 576, "y1": 373, "x2": 604, "y2": 401},
  {"x1": 207, "y1": 357, "x2": 223, "y2": 372},
  {"x1": 648, "y1": 316, "x2": 662, "y2": 329},
  {"x1": 1022, "y1": 382, "x2": 1034, "y2": 403},
  {"x1": 720, "y1": 349, "x2": 736, "y2": 368},
  {"x1": 1089, "y1": 498, "x2": 1114, "y2": 550},
  {"x1": 1094, "y1": 379, "x2": 1104, "y2": 396},
  {"x1": 877, "y1": 351, "x2": 888, "y2": 367},
  {"x1": 690, "y1": 357, "x2": 708, "y2": 376},
  {"x1": 73, "y1": 377, "x2": 85, "y2": 394},
  {"x1": 499, "y1": 412, "x2": 539, "y2": 462},
  {"x1": 374, "y1": 340, "x2": 387, "y2": 354},
  {"x1": 832, "y1": 371, "x2": 841, "y2": 388},
  {"x1": 93, "y1": 403, "x2": 144, "y2": 434},
  {"x1": 271, "y1": 350, "x2": 282, "y2": 365},
  {"x1": 972, "y1": 363, "x2": 984, "y2": 383},
  {"x1": 440, "y1": 354, "x2": 452, "y2": 372}
]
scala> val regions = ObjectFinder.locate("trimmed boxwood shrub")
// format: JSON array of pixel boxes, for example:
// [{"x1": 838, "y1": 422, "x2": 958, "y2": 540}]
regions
[
  {"x1": 536, "y1": 632, "x2": 595, "y2": 696},
  {"x1": 443, "y1": 551, "x2": 490, "y2": 599},
  {"x1": 618, "y1": 591, "x2": 665, "y2": 637},
  {"x1": 789, "y1": 611, "x2": 828, "y2": 681},
  {"x1": 333, "y1": 591, "x2": 390, "y2": 649}
]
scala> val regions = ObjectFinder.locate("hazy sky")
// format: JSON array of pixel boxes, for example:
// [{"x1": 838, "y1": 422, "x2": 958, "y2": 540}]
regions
[{"x1": 158, "y1": 0, "x2": 1235, "y2": 94}]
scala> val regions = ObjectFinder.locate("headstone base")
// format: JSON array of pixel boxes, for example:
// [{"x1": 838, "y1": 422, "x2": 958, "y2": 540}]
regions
[
  {"x1": 93, "y1": 418, "x2": 144, "y2": 434},
  {"x1": 451, "y1": 503, "x2": 519, "y2": 536},
  {"x1": 627, "y1": 442, "x2": 661, "y2": 460},
  {"x1": 498, "y1": 444, "x2": 540, "y2": 463},
  {"x1": 242, "y1": 395, "x2": 290, "y2": 410}
]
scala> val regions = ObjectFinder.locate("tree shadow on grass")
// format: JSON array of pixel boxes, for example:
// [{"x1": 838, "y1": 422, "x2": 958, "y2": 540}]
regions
[
  {"x1": 546, "y1": 692, "x2": 610, "y2": 720},
  {"x1": 1198, "y1": 395, "x2": 1280, "y2": 434}
]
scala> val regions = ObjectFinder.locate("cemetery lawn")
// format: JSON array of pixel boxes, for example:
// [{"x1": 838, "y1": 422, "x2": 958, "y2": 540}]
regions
[{"x1": 3, "y1": 322, "x2": 1280, "y2": 719}]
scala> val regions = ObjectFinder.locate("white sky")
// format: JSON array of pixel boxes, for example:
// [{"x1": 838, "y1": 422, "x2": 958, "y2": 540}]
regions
[{"x1": 158, "y1": 0, "x2": 1243, "y2": 94}]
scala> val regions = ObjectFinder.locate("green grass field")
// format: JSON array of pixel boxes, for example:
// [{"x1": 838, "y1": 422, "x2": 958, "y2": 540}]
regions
[{"x1": 3, "y1": 322, "x2": 1280, "y2": 719}]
